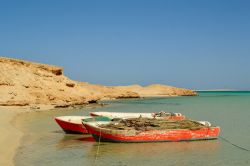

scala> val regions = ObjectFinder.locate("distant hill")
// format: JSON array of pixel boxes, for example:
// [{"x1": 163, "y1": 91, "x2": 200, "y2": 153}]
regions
[{"x1": 0, "y1": 57, "x2": 196, "y2": 108}]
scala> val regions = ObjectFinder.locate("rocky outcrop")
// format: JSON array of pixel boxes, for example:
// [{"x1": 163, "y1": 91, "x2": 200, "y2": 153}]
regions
[{"x1": 0, "y1": 57, "x2": 196, "y2": 108}]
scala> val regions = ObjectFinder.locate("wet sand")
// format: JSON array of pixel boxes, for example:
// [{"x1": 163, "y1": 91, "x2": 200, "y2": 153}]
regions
[
  {"x1": 0, "y1": 107, "x2": 23, "y2": 166},
  {"x1": 0, "y1": 105, "x2": 54, "y2": 166},
  {"x1": 0, "y1": 103, "x2": 61, "y2": 166},
  {"x1": 0, "y1": 104, "x2": 101, "y2": 166}
]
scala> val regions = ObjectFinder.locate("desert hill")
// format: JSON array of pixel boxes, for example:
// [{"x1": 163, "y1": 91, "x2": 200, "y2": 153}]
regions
[{"x1": 0, "y1": 57, "x2": 196, "y2": 108}]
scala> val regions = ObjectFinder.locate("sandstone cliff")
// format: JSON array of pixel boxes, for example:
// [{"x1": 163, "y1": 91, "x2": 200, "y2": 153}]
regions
[{"x1": 0, "y1": 57, "x2": 196, "y2": 108}]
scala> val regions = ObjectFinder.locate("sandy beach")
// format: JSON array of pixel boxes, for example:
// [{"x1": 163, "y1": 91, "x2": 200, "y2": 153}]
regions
[
  {"x1": 0, "y1": 104, "x2": 57, "y2": 166},
  {"x1": 0, "y1": 107, "x2": 23, "y2": 166}
]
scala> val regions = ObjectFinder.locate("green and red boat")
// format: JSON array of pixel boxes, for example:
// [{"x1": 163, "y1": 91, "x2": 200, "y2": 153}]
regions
[{"x1": 82, "y1": 119, "x2": 220, "y2": 143}]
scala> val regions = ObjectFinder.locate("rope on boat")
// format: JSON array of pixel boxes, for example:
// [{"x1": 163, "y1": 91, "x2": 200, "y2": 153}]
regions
[
  {"x1": 93, "y1": 128, "x2": 102, "y2": 166},
  {"x1": 219, "y1": 136, "x2": 250, "y2": 152}
]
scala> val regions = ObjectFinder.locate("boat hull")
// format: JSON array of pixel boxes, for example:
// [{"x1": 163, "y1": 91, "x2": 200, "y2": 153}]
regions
[
  {"x1": 55, "y1": 117, "x2": 89, "y2": 134},
  {"x1": 84, "y1": 122, "x2": 220, "y2": 143}
]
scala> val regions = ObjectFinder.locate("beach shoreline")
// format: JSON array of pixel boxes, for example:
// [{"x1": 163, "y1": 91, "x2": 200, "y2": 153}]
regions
[
  {"x1": 0, "y1": 105, "x2": 57, "y2": 166},
  {"x1": 0, "y1": 103, "x2": 108, "y2": 166},
  {"x1": 0, "y1": 107, "x2": 24, "y2": 166},
  {"x1": 0, "y1": 93, "x2": 198, "y2": 166}
]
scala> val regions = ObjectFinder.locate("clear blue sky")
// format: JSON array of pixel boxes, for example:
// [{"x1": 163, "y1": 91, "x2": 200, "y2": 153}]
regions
[{"x1": 1, "y1": 0, "x2": 250, "y2": 90}]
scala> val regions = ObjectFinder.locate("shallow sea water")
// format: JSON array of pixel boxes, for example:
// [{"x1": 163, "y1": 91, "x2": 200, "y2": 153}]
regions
[{"x1": 14, "y1": 92, "x2": 250, "y2": 166}]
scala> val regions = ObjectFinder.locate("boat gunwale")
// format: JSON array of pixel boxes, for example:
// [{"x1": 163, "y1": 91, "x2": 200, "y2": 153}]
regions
[
  {"x1": 83, "y1": 121, "x2": 220, "y2": 135},
  {"x1": 55, "y1": 116, "x2": 92, "y2": 125},
  {"x1": 90, "y1": 112, "x2": 185, "y2": 119}
]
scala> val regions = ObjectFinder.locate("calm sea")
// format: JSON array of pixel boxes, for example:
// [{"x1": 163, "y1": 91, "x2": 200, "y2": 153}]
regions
[{"x1": 14, "y1": 92, "x2": 250, "y2": 166}]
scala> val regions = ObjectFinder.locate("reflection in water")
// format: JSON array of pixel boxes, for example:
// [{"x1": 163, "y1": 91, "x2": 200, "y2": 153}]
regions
[
  {"x1": 87, "y1": 140, "x2": 220, "y2": 166},
  {"x1": 78, "y1": 136, "x2": 95, "y2": 142},
  {"x1": 56, "y1": 134, "x2": 95, "y2": 150},
  {"x1": 52, "y1": 130, "x2": 66, "y2": 134},
  {"x1": 55, "y1": 133, "x2": 220, "y2": 166},
  {"x1": 92, "y1": 140, "x2": 220, "y2": 156}
]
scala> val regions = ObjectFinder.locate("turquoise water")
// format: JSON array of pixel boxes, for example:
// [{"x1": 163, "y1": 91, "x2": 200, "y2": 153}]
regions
[{"x1": 15, "y1": 92, "x2": 250, "y2": 166}]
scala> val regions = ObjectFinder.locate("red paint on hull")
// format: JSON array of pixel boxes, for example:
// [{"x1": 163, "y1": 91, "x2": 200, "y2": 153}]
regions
[
  {"x1": 84, "y1": 124, "x2": 220, "y2": 142},
  {"x1": 55, "y1": 118, "x2": 88, "y2": 134},
  {"x1": 89, "y1": 113, "x2": 98, "y2": 117},
  {"x1": 166, "y1": 116, "x2": 185, "y2": 121}
]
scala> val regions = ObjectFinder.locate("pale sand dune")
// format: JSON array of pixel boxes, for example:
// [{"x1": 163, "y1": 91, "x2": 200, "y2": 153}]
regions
[{"x1": 115, "y1": 84, "x2": 196, "y2": 97}]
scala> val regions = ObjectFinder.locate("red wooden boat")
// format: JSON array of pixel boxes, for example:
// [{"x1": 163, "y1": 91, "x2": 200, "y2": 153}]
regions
[
  {"x1": 90, "y1": 111, "x2": 185, "y2": 120},
  {"x1": 55, "y1": 116, "x2": 91, "y2": 134},
  {"x1": 55, "y1": 116, "x2": 111, "y2": 134},
  {"x1": 83, "y1": 121, "x2": 220, "y2": 143}
]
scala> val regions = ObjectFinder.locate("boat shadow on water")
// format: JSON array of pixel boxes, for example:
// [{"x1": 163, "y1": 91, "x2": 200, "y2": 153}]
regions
[
  {"x1": 85, "y1": 139, "x2": 221, "y2": 165},
  {"x1": 55, "y1": 128, "x2": 221, "y2": 153},
  {"x1": 55, "y1": 134, "x2": 95, "y2": 150},
  {"x1": 55, "y1": 134, "x2": 220, "y2": 151},
  {"x1": 53, "y1": 133, "x2": 221, "y2": 165},
  {"x1": 88, "y1": 139, "x2": 220, "y2": 155}
]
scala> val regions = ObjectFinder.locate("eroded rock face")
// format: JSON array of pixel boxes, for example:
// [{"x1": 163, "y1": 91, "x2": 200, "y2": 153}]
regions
[{"x1": 0, "y1": 57, "x2": 196, "y2": 108}]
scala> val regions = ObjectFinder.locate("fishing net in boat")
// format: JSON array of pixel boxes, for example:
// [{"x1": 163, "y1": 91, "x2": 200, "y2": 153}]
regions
[{"x1": 99, "y1": 117, "x2": 209, "y2": 131}]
